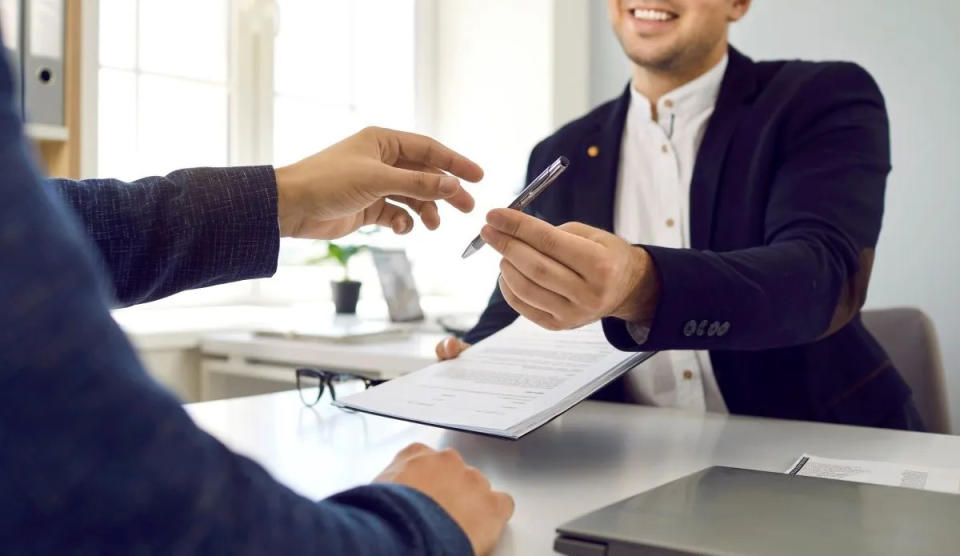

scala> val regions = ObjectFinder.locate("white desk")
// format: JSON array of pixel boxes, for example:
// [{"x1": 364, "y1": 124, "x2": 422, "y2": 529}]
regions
[
  {"x1": 186, "y1": 391, "x2": 960, "y2": 556},
  {"x1": 198, "y1": 326, "x2": 446, "y2": 399},
  {"x1": 200, "y1": 329, "x2": 445, "y2": 381},
  {"x1": 113, "y1": 304, "x2": 455, "y2": 400}
]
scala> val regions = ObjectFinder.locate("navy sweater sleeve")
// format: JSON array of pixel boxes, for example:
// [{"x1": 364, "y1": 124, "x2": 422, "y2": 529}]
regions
[
  {"x1": 49, "y1": 167, "x2": 281, "y2": 307},
  {"x1": 603, "y1": 63, "x2": 891, "y2": 351},
  {"x1": 0, "y1": 51, "x2": 470, "y2": 555}
]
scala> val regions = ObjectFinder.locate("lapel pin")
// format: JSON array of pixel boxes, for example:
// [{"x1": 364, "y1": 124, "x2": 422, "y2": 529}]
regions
[{"x1": 587, "y1": 145, "x2": 599, "y2": 158}]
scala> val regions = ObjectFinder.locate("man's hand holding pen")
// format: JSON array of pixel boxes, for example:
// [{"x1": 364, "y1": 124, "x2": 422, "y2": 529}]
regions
[{"x1": 480, "y1": 209, "x2": 662, "y2": 331}]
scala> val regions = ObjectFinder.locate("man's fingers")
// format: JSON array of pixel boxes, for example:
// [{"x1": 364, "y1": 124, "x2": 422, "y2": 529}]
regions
[
  {"x1": 499, "y1": 259, "x2": 571, "y2": 319},
  {"x1": 494, "y1": 491, "x2": 516, "y2": 520},
  {"x1": 498, "y1": 275, "x2": 563, "y2": 331},
  {"x1": 436, "y1": 337, "x2": 469, "y2": 360},
  {"x1": 481, "y1": 225, "x2": 582, "y2": 298},
  {"x1": 485, "y1": 209, "x2": 600, "y2": 274},
  {"x1": 446, "y1": 337, "x2": 464, "y2": 357},
  {"x1": 389, "y1": 196, "x2": 441, "y2": 230},
  {"x1": 558, "y1": 221, "x2": 614, "y2": 244},
  {"x1": 394, "y1": 160, "x2": 445, "y2": 176},
  {"x1": 393, "y1": 161, "x2": 475, "y2": 213},
  {"x1": 442, "y1": 187, "x2": 476, "y2": 213},
  {"x1": 436, "y1": 338, "x2": 452, "y2": 360},
  {"x1": 374, "y1": 127, "x2": 484, "y2": 182},
  {"x1": 397, "y1": 442, "x2": 433, "y2": 460},
  {"x1": 381, "y1": 167, "x2": 476, "y2": 213},
  {"x1": 365, "y1": 200, "x2": 414, "y2": 234}
]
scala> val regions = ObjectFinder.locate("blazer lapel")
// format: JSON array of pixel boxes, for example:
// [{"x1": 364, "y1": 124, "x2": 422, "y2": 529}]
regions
[
  {"x1": 572, "y1": 86, "x2": 631, "y2": 232},
  {"x1": 689, "y1": 46, "x2": 759, "y2": 249}
]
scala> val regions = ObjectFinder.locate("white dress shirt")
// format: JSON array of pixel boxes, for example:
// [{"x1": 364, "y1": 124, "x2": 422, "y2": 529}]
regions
[{"x1": 613, "y1": 55, "x2": 729, "y2": 413}]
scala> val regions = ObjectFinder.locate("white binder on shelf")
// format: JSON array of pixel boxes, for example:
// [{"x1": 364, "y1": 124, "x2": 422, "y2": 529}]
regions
[
  {"x1": 0, "y1": 0, "x2": 22, "y2": 118},
  {"x1": 22, "y1": 0, "x2": 63, "y2": 127}
]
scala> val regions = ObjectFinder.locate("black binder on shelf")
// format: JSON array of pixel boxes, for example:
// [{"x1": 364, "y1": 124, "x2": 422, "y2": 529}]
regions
[
  {"x1": 22, "y1": 0, "x2": 63, "y2": 126},
  {"x1": 0, "y1": 0, "x2": 22, "y2": 118}
]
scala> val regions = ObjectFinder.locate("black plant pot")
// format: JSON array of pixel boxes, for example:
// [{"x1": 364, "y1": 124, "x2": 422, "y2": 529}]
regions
[{"x1": 331, "y1": 280, "x2": 361, "y2": 314}]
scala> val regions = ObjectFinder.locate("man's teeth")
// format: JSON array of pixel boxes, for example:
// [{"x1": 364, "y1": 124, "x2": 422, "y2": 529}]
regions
[{"x1": 631, "y1": 8, "x2": 674, "y2": 22}]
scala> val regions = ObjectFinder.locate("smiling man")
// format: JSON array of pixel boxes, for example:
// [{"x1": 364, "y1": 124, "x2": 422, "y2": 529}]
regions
[{"x1": 437, "y1": 0, "x2": 923, "y2": 431}]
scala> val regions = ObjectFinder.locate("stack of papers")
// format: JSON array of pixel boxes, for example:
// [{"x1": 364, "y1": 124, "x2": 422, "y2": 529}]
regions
[
  {"x1": 787, "y1": 453, "x2": 960, "y2": 495},
  {"x1": 336, "y1": 318, "x2": 653, "y2": 439}
]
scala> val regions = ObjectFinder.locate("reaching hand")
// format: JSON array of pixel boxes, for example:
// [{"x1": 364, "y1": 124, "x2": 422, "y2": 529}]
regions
[
  {"x1": 375, "y1": 443, "x2": 514, "y2": 556},
  {"x1": 435, "y1": 337, "x2": 471, "y2": 361},
  {"x1": 274, "y1": 127, "x2": 483, "y2": 239}
]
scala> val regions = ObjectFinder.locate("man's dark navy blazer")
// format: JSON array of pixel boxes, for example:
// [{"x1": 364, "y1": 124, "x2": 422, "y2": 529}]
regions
[{"x1": 464, "y1": 47, "x2": 914, "y2": 429}]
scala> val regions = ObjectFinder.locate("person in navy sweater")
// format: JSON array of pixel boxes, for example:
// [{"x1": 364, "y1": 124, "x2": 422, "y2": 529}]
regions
[{"x1": 0, "y1": 31, "x2": 512, "y2": 556}]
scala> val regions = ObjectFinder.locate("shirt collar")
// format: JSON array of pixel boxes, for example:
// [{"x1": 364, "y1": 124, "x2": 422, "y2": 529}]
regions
[{"x1": 629, "y1": 54, "x2": 729, "y2": 125}]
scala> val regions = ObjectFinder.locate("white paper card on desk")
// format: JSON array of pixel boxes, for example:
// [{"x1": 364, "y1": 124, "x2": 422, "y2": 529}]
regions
[
  {"x1": 335, "y1": 318, "x2": 654, "y2": 439},
  {"x1": 787, "y1": 453, "x2": 960, "y2": 495}
]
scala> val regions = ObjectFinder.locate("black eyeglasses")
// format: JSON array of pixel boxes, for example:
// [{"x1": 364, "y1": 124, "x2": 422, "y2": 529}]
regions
[{"x1": 296, "y1": 368, "x2": 373, "y2": 407}]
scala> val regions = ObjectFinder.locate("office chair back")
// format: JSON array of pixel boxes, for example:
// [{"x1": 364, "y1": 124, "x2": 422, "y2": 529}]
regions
[{"x1": 861, "y1": 308, "x2": 951, "y2": 434}]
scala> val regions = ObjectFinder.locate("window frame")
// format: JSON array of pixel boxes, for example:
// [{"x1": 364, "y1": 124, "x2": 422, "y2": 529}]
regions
[
  {"x1": 83, "y1": 0, "x2": 431, "y2": 308},
  {"x1": 86, "y1": 0, "x2": 432, "y2": 172}
]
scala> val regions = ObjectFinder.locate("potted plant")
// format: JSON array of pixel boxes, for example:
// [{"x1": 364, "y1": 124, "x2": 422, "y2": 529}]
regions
[{"x1": 307, "y1": 242, "x2": 366, "y2": 314}]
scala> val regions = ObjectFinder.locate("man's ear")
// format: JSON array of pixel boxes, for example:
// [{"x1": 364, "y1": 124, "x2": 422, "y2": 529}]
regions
[{"x1": 728, "y1": 0, "x2": 752, "y2": 22}]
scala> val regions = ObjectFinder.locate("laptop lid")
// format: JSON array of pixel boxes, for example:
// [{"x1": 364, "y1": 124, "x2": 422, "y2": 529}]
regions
[
  {"x1": 555, "y1": 466, "x2": 960, "y2": 556},
  {"x1": 370, "y1": 248, "x2": 425, "y2": 323}
]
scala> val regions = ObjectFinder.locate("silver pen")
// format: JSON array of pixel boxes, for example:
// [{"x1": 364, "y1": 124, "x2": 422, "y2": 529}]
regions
[{"x1": 461, "y1": 156, "x2": 570, "y2": 259}]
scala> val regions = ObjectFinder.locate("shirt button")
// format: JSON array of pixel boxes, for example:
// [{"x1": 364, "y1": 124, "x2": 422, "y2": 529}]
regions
[
  {"x1": 665, "y1": 218, "x2": 675, "y2": 228},
  {"x1": 682, "y1": 369, "x2": 693, "y2": 380},
  {"x1": 661, "y1": 144, "x2": 669, "y2": 154},
  {"x1": 664, "y1": 99, "x2": 674, "y2": 108},
  {"x1": 587, "y1": 145, "x2": 599, "y2": 158}
]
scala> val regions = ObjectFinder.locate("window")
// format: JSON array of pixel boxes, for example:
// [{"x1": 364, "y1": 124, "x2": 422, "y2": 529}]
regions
[
  {"x1": 98, "y1": 0, "x2": 416, "y2": 178},
  {"x1": 272, "y1": 0, "x2": 416, "y2": 166},
  {"x1": 98, "y1": 0, "x2": 229, "y2": 181}
]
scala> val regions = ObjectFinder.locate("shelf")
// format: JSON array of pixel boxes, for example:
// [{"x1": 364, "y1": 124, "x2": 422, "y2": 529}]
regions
[{"x1": 25, "y1": 123, "x2": 70, "y2": 142}]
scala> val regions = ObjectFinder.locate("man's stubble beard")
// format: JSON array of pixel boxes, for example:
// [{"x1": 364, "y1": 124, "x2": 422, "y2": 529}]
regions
[{"x1": 617, "y1": 32, "x2": 723, "y2": 75}]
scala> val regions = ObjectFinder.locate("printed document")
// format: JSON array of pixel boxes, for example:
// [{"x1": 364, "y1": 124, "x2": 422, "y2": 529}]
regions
[
  {"x1": 787, "y1": 453, "x2": 960, "y2": 494},
  {"x1": 335, "y1": 318, "x2": 653, "y2": 439}
]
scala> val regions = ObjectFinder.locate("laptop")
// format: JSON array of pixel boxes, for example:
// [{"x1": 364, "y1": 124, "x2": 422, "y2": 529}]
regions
[
  {"x1": 555, "y1": 466, "x2": 960, "y2": 556},
  {"x1": 370, "y1": 248, "x2": 425, "y2": 323}
]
